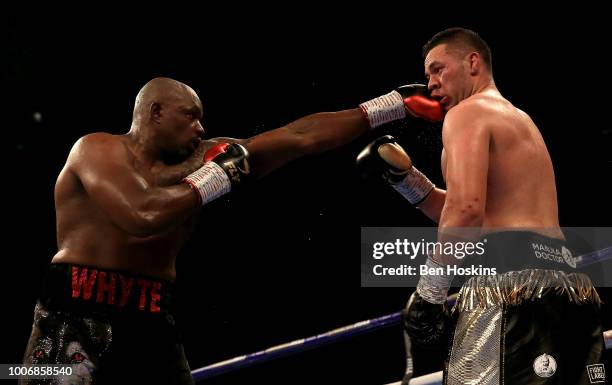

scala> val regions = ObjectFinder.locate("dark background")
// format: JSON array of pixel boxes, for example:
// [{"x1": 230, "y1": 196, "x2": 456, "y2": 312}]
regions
[{"x1": 4, "y1": 7, "x2": 612, "y2": 384}]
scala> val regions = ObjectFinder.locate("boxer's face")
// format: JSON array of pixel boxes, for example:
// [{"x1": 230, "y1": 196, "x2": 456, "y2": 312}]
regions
[
  {"x1": 425, "y1": 44, "x2": 474, "y2": 111},
  {"x1": 156, "y1": 92, "x2": 205, "y2": 158}
]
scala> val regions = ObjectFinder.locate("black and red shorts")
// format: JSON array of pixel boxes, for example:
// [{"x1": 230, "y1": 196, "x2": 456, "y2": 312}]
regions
[{"x1": 22, "y1": 263, "x2": 193, "y2": 385}]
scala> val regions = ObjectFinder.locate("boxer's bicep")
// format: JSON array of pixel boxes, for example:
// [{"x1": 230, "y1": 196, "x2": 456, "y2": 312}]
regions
[{"x1": 440, "y1": 106, "x2": 490, "y2": 226}]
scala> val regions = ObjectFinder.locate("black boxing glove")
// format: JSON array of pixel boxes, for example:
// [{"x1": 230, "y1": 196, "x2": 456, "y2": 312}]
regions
[
  {"x1": 401, "y1": 290, "x2": 452, "y2": 349},
  {"x1": 356, "y1": 135, "x2": 435, "y2": 205},
  {"x1": 183, "y1": 143, "x2": 251, "y2": 206},
  {"x1": 360, "y1": 84, "x2": 444, "y2": 128}
]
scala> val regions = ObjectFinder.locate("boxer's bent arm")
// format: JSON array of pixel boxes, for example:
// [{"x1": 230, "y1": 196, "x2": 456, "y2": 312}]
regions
[
  {"x1": 70, "y1": 134, "x2": 198, "y2": 237},
  {"x1": 417, "y1": 187, "x2": 446, "y2": 224},
  {"x1": 152, "y1": 143, "x2": 209, "y2": 186},
  {"x1": 219, "y1": 108, "x2": 369, "y2": 178},
  {"x1": 438, "y1": 104, "x2": 490, "y2": 230},
  {"x1": 433, "y1": 105, "x2": 489, "y2": 264}
]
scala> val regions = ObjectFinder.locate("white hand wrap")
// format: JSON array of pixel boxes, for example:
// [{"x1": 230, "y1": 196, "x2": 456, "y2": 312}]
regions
[
  {"x1": 359, "y1": 90, "x2": 406, "y2": 128},
  {"x1": 416, "y1": 256, "x2": 453, "y2": 305},
  {"x1": 183, "y1": 162, "x2": 231, "y2": 206},
  {"x1": 392, "y1": 166, "x2": 435, "y2": 204}
]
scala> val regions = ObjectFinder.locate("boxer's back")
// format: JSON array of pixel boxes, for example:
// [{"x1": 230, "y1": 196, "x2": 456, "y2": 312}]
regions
[{"x1": 445, "y1": 91, "x2": 562, "y2": 236}]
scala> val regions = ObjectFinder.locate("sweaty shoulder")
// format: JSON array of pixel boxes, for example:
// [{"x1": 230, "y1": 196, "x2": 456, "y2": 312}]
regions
[
  {"x1": 442, "y1": 97, "x2": 494, "y2": 142},
  {"x1": 447, "y1": 95, "x2": 501, "y2": 122},
  {"x1": 515, "y1": 106, "x2": 534, "y2": 123},
  {"x1": 67, "y1": 132, "x2": 128, "y2": 169}
]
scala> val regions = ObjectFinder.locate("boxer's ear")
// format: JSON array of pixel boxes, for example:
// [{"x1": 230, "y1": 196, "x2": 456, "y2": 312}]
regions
[
  {"x1": 150, "y1": 102, "x2": 162, "y2": 124},
  {"x1": 467, "y1": 52, "x2": 480, "y2": 76}
]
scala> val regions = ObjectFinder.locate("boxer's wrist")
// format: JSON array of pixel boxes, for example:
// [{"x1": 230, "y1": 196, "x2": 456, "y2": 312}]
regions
[
  {"x1": 360, "y1": 91, "x2": 406, "y2": 129},
  {"x1": 391, "y1": 166, "x2": 435, "y2": 205},
  {"x1": 416, "y1": 256, "x2": 453, "y2": 304},
  {"x1": 183, "y1": 162, "x2": 231, "y2": 206}
]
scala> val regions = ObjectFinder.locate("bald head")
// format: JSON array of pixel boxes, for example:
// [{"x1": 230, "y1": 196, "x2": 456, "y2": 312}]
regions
[
  {"x1": 128, "y1": 77, "x2": 205, "y2": 160},
  {"x1": 132, "y1": 77, "x2": 201, "y2": 123}
]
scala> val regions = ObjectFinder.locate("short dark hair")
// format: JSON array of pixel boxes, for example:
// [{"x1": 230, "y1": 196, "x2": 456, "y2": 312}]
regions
[{"x1": 423, "y1": 28, "x2": 492, "y2": 72}]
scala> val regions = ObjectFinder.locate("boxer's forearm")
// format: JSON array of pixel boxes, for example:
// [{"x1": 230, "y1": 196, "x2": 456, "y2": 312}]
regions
[
  {"x1": 282, "y1": 108, "x2": 369, "y2": 154},
  {"x1": 245, "y1": 108, "x2": 369, "y2": 177},
  {"x1": 125, "y1": 184, "x2": 199, "y2": 236},
  {"x1": 439, "y1": 202, "x2": 485, "y2": 228},
  {"x1": 435, "y1": 201, "x2": 484, "y2": 265},
  {"x1": 154, "y1": 109, "x2": 368, "y2": 183},
  {"x1": 417, "y1": 188, "x2": 446, "y2": 223}
]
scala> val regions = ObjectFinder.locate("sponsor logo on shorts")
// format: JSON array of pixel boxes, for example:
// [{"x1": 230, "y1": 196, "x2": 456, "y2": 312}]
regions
[
  {"x1": 562, "y1": 246, "x2": 576, "y2": 268},
  {"x1": 531, "y1": 243, "x2": 576, "y2": 268},
  {"x1": 533, "y1": 353, "x2": 556, "y2": 378},
  {"x1": 587, "y1": 364, "x2": 606, "y2": 383}
]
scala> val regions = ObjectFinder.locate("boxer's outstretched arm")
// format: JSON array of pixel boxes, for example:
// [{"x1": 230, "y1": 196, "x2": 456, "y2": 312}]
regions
[
  {"x1": 242, "y1": 85, "x2": 444, "y2": 176},
  {"x1": 155, "y1": 86, "x2": 445, "y2": 183},
  {"x1": 154, "y1": 108, "x2": 369, "y2": 185},
  {"x1": 70, "y1": 133, "x2": 199, "y2": 237},
  {"x1": 223, "y1": 108, "x2": 369, "y2": 178}
]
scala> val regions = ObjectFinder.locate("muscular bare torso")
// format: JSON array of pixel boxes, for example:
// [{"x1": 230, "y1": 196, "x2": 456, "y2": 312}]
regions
[
  {"x1": 51, "y1": 136, "x2": 219, "y2": 280},
  {"x1": 48, "y1": 107, "x2": 369, "y2": 280},
  {"x1": 441, "y1": 91, "x2": 562, "y2": 238}
]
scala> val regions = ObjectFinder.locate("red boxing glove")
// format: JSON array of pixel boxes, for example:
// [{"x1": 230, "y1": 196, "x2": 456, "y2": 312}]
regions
[
  {"x1": 360, "y1": 84, "x2": 444, "y2": 128},
  {"x1": 184, "y1": 142, "x2": 251, "y2": 206},
  {"x1": 204, "y1": 142, "x2": 230, "y2": 162},
  {"x1": 401, "y1": 85, "x2": 445, "y2": 123}
]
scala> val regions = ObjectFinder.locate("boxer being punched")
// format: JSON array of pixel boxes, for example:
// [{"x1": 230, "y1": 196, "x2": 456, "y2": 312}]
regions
[
  {"x1": 358, "y1": 28, "x2": 605, "y2": 384},
  {"x1": 22, "y1": 77, "x2": 441, "y2": 384}
]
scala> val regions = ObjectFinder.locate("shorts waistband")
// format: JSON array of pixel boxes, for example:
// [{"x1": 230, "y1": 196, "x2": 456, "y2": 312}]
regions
[
  {"x1": 476, "y1": 230, "x2": 578, "y2": 273},
  {"x1": 39, "y1": 263, "x2": 175, "y2": 316}
]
